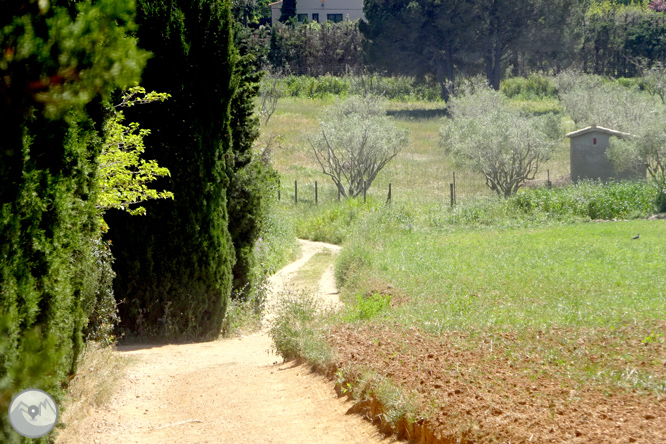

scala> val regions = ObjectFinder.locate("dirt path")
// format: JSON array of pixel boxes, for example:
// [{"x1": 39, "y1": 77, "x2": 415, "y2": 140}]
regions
[{"x1": 56, "y1": 240, "x2": 391, "y2": 444}]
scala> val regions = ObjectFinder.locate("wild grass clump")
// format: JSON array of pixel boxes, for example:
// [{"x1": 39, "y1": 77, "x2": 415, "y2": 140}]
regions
[
  {"x1": 343, "y1": 292, "x2": 392, "y2": 322},
  {"x1": 220, "y1": 278, "x2": 268, "y2": 337},
  {"x1": 256, "y1": 206, "x2": 300, "y2": 274},
  {"x1": 268, "y1": 290, "x2": 334, "y2": 366},
  {"x1": 336, "y1": 367, "x2": 420, "y2": 429},
  {"x1": 290, "y1": 197, "x2": 379, "y2": 244},
  {"x1": 56, "y1": 342, "x2": 129, "y2": 441}
]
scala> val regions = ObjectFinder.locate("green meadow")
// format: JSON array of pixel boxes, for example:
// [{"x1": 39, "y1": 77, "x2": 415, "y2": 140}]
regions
[{"x1": 266, "y1": 92, "x2": 666, "y2": 397}]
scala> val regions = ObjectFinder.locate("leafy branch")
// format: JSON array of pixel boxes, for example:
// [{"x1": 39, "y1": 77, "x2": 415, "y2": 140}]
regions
[{"x1": 97, "y1": 86, "x2": 173, "y2": 231}]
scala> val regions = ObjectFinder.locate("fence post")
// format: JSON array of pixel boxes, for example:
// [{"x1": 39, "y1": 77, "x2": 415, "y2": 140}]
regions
[
  {"x1": 363, "y1": 180, "x2": 367, "y2": 203},
  {"x1": 547, "y1": 169, "x2": 552, "y2": 188},
  {"x1": 315, "y1": 181, "x2": 318, "y2": 205},
  {"x1": 450, "y1": 183, "x2": 455, "y2": 207},
  {"x1": 294, "y1": 180, "x2": 298, "y2": 204},
  {"x1": 452, "y1": 172, "x2": 456, "y2": 205},
  {"x1": 387, "y1": 183, "x2": 392, "y2": 205}
]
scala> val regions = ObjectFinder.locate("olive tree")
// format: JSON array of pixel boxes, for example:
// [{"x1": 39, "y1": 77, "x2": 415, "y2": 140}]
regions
[
  {"x1": 440, "y1": 84, "x2": 561, "y2": 197},
  {"x1": 558, "y1": 72, "x2": 666, "y2": 209},
  {"x1": 556, "y1": 72, "x2": 654, "y2": 130},
  {"x1": 309, "y1": 95, "x2": 408, "y2": 198}
]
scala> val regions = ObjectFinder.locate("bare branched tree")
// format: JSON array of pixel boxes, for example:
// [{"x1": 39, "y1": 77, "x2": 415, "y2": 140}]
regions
[
  {"x1": 441, "y1": 82, "x2": 561, "y2": 197},
  {"x1": 309, "y1": 95, "x2": 408, "y2": 198},
  {"x1": 258, "y1": 67, "x2": 283, "y2": 127}
]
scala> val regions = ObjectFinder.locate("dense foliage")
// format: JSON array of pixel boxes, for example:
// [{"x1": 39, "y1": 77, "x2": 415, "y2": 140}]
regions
[
  {"x1": 0, "y1": 1, "x2": 147, "y2": 441},
  {"x1": 269, "y1": 20, "x2": 363, "y2": 76},
  {"x1": 360, "y1": 0, "x2": 585, "y2": 98},
  {"x1": 108, "y1": 0, "x2": 238, "y2": 339},
  {"x1": 582, "y1": 2, "x2": 666, "y2": 77}
]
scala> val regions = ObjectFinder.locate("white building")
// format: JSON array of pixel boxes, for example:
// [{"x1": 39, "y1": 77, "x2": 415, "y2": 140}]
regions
[{"x1": 269, "y1": 0, "x2": 365, "y2": 26}]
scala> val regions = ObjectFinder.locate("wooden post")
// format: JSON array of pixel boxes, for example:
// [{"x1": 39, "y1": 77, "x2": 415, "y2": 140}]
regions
[
  {"x1": 450, "y1": 183, "x2": 454, "y2": 207},
  {"x1": 547, "y1": 169, "x2": 551, "y2": 188},
  {"x1": 278, "y1": 187, "x2": 281, "y2": 201},
  {"x1": 315, "y1": 181, "x2": 318, "y2": 205},
  {"x1": 294, "y1": 180, "x2": 298, "y2": 204},
  {"x1": 387, "y1": 183, "x2": 392, "y2": 204},
  {"x1": 452, "y1": 172, "x2": 456, "y2": 205},
  {"x1": 363, "y1": 180, "x2": 367, "y2": 203}
]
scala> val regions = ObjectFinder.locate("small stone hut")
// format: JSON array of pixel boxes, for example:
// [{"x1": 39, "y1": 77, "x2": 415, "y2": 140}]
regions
[{"x1": 566, "y1": 124, "x2": 644, "y2": 183}]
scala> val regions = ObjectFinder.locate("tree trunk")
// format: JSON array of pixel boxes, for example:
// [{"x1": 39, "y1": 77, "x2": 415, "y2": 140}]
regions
[{"x1": 435, "y1": 52, "x2": 455, "y2": 101}]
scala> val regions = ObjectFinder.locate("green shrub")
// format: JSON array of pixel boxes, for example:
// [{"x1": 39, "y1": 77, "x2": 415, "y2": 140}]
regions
[
  {"x1": 294, "y1": 198, "x2": 376, "y2": 244},
  {"x1": 0, "y1": 2, "x2": 147, "y2": 439},
  {"x1": 511, "y1": 180, "x2": 657, "y2": 220},
  {"x1": 82, "y1": 239, "x2": 119, "y2": 347},
  {"x1": 109, "y1": 0, "x2": 239, "y2": 339},
  {"x1": 501, "y1": 74, "x2": 558, "y2": 100},
  {"x1": 267, "y1": 74, "x2": 443, "y2": 101}
]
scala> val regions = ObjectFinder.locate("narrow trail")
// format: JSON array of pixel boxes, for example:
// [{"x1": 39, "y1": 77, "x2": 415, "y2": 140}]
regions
[{"x1": 56, "y1": 240, "x2": 391, "y2": 444}]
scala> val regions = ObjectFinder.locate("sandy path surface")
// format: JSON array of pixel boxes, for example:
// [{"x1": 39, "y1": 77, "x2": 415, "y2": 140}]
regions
[{"x1": 57, "y1": 240, "x2": 390, "y2": 444}]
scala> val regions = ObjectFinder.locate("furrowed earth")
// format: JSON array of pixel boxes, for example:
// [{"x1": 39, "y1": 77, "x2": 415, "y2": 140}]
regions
[{"x1": 327, "y1": 321, "x2": 666, "y2": 443}]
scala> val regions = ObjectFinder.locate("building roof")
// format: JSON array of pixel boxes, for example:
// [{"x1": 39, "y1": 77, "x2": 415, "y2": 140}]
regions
[
  {"x1": 268, "y1": 0, "x2": 282, "y2": 6},
  {"x1": 566, "y1": 124, "x2": 630, "y2": 139}
]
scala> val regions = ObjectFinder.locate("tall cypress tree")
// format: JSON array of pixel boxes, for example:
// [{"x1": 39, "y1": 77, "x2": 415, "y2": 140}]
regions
[
  {"x1": 108, "y1": 0, "x2": 237, "y2": 339},
  {"x1": 227, "y1": 26, "x2": 278, "y2": 299},
  {"x1": 0, "y1": 1, "x2": 146, "y2": 441}
]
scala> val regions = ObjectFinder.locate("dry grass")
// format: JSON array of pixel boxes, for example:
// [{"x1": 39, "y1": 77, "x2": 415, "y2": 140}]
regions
[{"x1": 56, "y1": 343, "x2": 129, "y2": 438}]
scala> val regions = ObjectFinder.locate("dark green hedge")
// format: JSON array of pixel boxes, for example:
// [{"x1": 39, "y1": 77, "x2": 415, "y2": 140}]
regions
[
  {"x1": 108, "y1": 0, "x2": 238, "y2": 339},
  {"x1": 1, "y1": 1, "x2": 145, "y2": 441}
]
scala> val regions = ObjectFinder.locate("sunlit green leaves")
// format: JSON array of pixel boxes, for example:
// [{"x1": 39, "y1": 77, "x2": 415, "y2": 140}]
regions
[{"x1": 97, "y1": 87, "x2": 173, "y2": 231}]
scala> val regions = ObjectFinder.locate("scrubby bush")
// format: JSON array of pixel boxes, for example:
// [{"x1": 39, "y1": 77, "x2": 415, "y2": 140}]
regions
[
  {"x1": 268, "y1": 291, "x2": 334, "y2": 365},
  {"x1": 265, "y1": 74, "x2": 442, "y2": 101}
]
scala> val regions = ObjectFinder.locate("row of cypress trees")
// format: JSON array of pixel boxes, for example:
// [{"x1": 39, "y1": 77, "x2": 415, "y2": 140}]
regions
[{"x1": 1, "y1": 0, "x2": 272, "y2": 441}]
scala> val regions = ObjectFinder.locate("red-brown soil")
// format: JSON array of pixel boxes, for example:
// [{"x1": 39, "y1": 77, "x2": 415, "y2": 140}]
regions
[{"x1": 328, "y1": 322, "x2": 666, "y2": 443}]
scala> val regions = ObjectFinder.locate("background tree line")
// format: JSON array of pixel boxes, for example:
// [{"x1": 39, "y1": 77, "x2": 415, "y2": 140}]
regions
[{"x1": 240, "y1": 0, "x2": 666, "y2": 97}]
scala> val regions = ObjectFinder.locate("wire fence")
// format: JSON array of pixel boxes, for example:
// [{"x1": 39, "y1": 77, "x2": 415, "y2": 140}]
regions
[{"x1": 278, "y1": 169, "x2": 571, "y2": 206}]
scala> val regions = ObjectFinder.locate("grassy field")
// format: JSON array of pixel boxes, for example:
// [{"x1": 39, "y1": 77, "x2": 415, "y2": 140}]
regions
[
  {"x1": 261, "y1": 97, "x2": 572, "y2": 205},
  {"x1": 265, "y1": 93, "x2": 666, "y2": 442}
]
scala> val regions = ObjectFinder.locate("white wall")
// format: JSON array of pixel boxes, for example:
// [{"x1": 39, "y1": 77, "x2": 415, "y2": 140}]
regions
[{"x1": 270, "y1": 0, "x2": 364, "y2": 26}]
